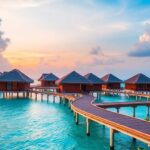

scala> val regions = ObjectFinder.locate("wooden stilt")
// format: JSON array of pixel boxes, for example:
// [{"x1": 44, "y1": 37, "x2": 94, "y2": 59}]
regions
[
  {"x1": 23, "y1": 92, "x2": 25, "y2": 98},
  {"x1": 35, "y1": 93, "x2": 37, "y2": 101},
  {"x1": 75, "y1": 113, "x2": 79, "y2": 125},
  {"x1": 47, "y1": 94, "x2": 49, "y2": 102},
  {"x1": 63, "y1": 98, "x2": 65, "y2": 105},
  {"x1": 110, "y1": 128, "x2": 114, "y2": 150},
  {"x1": 41, "y1": 94, "x2": 43, "y2": 101},
  {"x1": 86, "y1": 118, "x2": 90, "y2": 136},
  {"x1": 68, "y1": 100, "x2": 71, "y2": 108},
  {"x1": 53, "y1": 96, "x2": 55, "y2": 103},
  {"x1": 26, "y1": 92, "x2": 29, "y2": 98},
  {"x1": 3, "y1": 92, "x2": 5, "y2": 99},
  {"x1": 133, "y1": 107, "x2": 136, "y2": 117},
  {"x1": 30, "y1": 92, "x2": 32, "y2": 98},
  {"x1": 99, "y1": 92, "x2": 101, "y2": 100},
  {"x1": 73, "y1": 111, "x2": 76, "y2": 118},
  {"x1": 116, "y1": 107, "x2": 120, "y2": 113},
  {"x1": 146, "y1": 106, "x2": 149, "y2": 121}
]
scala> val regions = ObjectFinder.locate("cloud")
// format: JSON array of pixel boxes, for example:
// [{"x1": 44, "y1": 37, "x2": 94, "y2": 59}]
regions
[
  {"x1": 90, "y1": 46, "x2": 103, "y2": 55},
  {"x1": 89, "y1": 46, "x2": 124, "y2": 66},
  {"x1": 128, "y1": 42, "x2": 150, "y2": 57},
  {"x1": 0, "y1": 19, "x2": 11, "y2": 71},
  {"x1": 128, "y1": 25, "x2": 150, "y2": 57},
  {"x1": 0, "y1": 19, "x2": 10, "y2": 52}
]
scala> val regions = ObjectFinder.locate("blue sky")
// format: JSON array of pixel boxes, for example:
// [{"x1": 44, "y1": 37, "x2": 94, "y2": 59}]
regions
[{"x1": 0, "y1": 0, "x2": 150, "y2": 79}]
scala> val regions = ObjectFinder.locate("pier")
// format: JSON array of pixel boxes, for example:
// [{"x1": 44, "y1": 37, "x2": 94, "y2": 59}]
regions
[{"x1": 71, "y1": 95, "x2": 150, "y2": 150}]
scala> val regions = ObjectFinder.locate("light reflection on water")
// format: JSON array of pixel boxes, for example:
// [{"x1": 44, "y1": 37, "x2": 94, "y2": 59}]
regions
[{"x1": 0, "y1": 92, "x2": 149, "y2": 150}]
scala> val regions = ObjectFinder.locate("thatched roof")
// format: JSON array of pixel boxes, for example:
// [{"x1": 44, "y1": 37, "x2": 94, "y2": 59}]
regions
[
  {"x1": 84, "y1": 73, "x2": 104, "y2": 84},
  {"x1": 56, "y1": 71, "x2": 90, "y2": 84},
  {"x1": 0, "y1": 69, "x2": 33, "y2": 83},
  {"x1": 101, "y1": 74, "x2": 122, "y2": 83},
  {"x1": 125, "y1": 73, "x2": 150, "y2": 84},
  {"x1": 39, "y1": 73, "x2": 59, "y2": 81}
]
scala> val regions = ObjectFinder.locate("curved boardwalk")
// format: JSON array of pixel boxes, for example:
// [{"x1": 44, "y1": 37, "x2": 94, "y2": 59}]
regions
[{"x1": 71, "y1": 95, "x2": 150, "y2": 149}]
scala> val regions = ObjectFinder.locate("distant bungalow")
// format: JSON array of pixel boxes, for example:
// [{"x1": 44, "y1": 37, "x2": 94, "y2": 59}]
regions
[
  {"x1": 0, "y1": 69, "x2": 33, "y2": 92},
  {"x1": 101, "y1": 73, "x2": 122, "y2": 90},
  {"x1": 56, "y1": 71, "x2": 90, "y2": 93},
  {"x1": 39, "y1": 73, "x2": 59, "y2": 87},
  {"x1": 125, "y1": 73, "x2": 150, "y2": 92},
  {"x1": 84, "y1": 73, "x2": 104, "y2": 92}
]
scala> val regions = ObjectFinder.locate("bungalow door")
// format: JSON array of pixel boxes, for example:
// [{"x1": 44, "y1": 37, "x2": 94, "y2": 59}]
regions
[
  {"x1": 7, "y1": 82, "x2": 12, "y2": 91},
  {"x1": 81, "y1": 84, "x2": 87, "y2": 92}
]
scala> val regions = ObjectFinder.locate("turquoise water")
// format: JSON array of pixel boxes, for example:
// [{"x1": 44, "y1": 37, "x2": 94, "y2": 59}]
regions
[{"x1": 0, "y1": 93, "x2": 149, "y2": 150}]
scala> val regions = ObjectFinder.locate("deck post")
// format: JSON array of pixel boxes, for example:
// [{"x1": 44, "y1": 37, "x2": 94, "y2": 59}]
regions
[
  {"x1": 41, "y1": 94, "x2": 43, "y2": 101},
  {"x1": 53, "y1": 96, "x2": 55, "y2": 103},
  {"x1": 146, "y1": 106, "x2": 150, "y2": 121},
  {"x1": 116, "y1": 107, "x2": 120, "y2": 113},
  {"x1": 35, "y1": 93, "x2": 37, "y2": 100},
  {"x1": 68, "y1": 100, "x2": 71, "y2": 108},
  {"x1": 133, "y1": 106, "x2": 136, "y2": 117},
  {"x1": 110, "y1": 128, "x2": 114, "y2": 150},
  {"x1": 75, "y1": 113, "x2": 79, "y2": 125},
  {"x1": 63, "y1": 98, "x2": 66, "y2": 105},
  {"x1": 26, "y1": 92, "x2": 29, "y2": 98},
  {"x1": 23, "y1": 92, "x2": 25, "y2": 98},
  {"x1": 6, "y1": 92, "x2": 8, "y2": 98},
  {"x1": 47, "y1": 94, "x2": 49, "y2": 102},
  {"x1": 136, "y1": 96, "x2": 138, "y2": 101},
  {"x1": 3, "y1": 92, "x2": 5, "y2": 99},
  {"x1": 30, "y1": 92, "x2": 32, "y2": 98},
  {"x1": 86, "y1": 118, "x2": 90, "y2": 136},
  {"x1": 73, "y1": 111, "x2": 76, "y2": 118}
]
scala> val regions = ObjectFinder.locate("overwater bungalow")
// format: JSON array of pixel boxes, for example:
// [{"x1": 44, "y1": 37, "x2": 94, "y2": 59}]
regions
[
  {"x1": 125, "y1": 73, "x2": 150, "y2": 92},
  {"x1": 101, "y1": 73, "x2": 122, "y2": 90},
  {"x1": 38, "y1": 73, "x2": 59, "y2": 87},
  {"x1": 56, "y1": 71, "x2": 90, "y2": 93},
  {"x1": 84, "y1": 73, "x2": 104, "y2": 92},
  {"x1": 0, "y1": 69, "x2": 33, "y2": 92}
]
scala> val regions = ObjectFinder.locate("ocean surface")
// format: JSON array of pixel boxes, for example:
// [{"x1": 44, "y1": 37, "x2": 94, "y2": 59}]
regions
[{"x1": 0, "y1": 93, "x2": 149, "y2": 150}]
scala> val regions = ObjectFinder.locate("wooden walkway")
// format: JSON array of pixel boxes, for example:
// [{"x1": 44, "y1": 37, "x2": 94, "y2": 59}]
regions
[
  {"x1": 102, "y1": 89, "x2": 150, "y2": 99},
  {"x1": 96, "y1": 101, "x2": 150, "y2": 108},
  {"x1": 102, "y1": 90, "x2": 150, "y2": 99},
  {"x1": 71, "y1": 95, "x2": 150, "y2": 149}
]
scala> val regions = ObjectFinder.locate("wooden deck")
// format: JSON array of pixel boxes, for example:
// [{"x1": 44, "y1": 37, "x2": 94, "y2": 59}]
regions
[
  {"x1": 96, "y1": 101, "x2": 150, "y2": 108},
  {"x1": 71, "y1": 95, "x2": 150, "y2": 146},
  {"x1": 102, "y1": 89, "x2": 150, "y2": 99}
]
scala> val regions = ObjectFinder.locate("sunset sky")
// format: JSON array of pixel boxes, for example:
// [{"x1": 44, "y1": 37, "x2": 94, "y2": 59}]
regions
[{"x1": 0, "y1": 0, "x2": 150, "y2": 79}]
